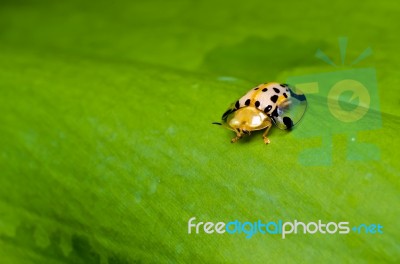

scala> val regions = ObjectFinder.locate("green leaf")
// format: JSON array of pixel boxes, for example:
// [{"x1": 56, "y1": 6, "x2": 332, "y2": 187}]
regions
[{"x1": 0, "y1": 0, "x2": 399, "y2": 263}]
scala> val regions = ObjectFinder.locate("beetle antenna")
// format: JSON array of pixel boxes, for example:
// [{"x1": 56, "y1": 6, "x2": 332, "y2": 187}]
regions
[{"x1": 212, "y1": 122, "x2": 222, "y2": 125}]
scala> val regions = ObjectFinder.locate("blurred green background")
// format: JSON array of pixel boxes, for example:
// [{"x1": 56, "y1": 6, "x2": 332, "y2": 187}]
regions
[{"x1": 0, "y1": 0, "x2": 399, "y2": 263}]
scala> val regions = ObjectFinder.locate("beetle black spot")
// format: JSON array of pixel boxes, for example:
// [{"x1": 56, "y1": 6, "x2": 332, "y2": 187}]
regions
[
  {"x1": 264, "y1": 105, "x2": 272, "y2": 113},
  {"x1": 254, "y1": 87, "x2": 259, "y2": 90},
  {"x1": 270, "y1": 95, "x2": 278, "y2": 103},
  {"x1": 235, "y1": 101, "x2": 240, "y2": 109},
  {"x1": 262, "y1": 88, "x2": 268, "y2": 92},
  {"x1": 245, "y1": 99, "x2": 251, "y2": 106},
  {"x1": 283, "y1": 117, "x2": 293, "y2": 129},
  {"x1": 236, "y1": 128, "x2": 241, "y2": 132},
  {"x1": 283, "y1": 92, "x2": 288, "y2": 98},
  {"x1": 273, "y1": 87, "x2": 280, "y2": 93},
  {"x1": 271, "y1": 107, "x2": 279, "y2": 117},
  {"x1": 255, "y1": 101, "x2": 260, "y2": 108}
]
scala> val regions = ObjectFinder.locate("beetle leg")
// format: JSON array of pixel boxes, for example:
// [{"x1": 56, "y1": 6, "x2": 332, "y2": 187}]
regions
[
  {"x1": 242, "y1": 129, "x2": 250, "y2": 135},
  {"x1": 231, "y1": 130, "x2": 243, "y2": 143},
  {"x1": 231, "y1": 136, "x2": 240, "y2": 143},
  {"x1": 262, "y1": 126, "x2": 271, "y2": 144}
]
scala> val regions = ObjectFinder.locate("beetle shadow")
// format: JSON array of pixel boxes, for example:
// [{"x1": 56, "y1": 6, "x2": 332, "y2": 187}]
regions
[{"x1": 201, "y1": 35, "x2": 327, "y2": 82}]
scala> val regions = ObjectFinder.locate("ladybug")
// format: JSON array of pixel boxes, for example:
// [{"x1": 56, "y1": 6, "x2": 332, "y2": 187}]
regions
[{"x1": 213, "y1": 82, "x2": 307, "y2": 144}]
